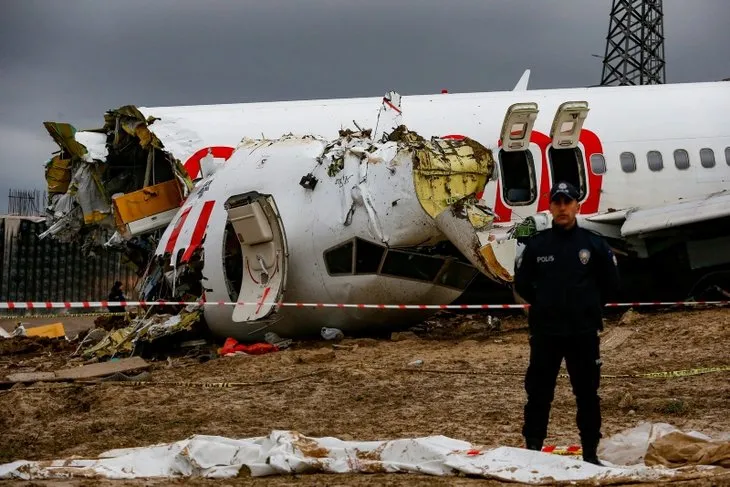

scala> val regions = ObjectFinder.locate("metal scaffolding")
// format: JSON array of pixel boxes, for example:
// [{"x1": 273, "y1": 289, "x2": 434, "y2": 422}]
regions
[
  {"x1": 601, "y1": 0, "x2": 666, "y2": 85},
  {"x1": 7, "y1": 189, "x2": 46, "y2": 217}
]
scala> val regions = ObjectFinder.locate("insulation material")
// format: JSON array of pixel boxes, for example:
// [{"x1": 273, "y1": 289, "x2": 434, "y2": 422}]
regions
[
  {"x1": 45, "y1": 156, "x2": 73, "y2": 194},
  {"x1": 72, "y1": 164, "x2": 110, "y2": 225},
  {"x1": 407, "y1": 131, "x2": 494, "y2": 219},
  {"x1": 0, "y1": 430, "x2": 696, "y2": 483}
]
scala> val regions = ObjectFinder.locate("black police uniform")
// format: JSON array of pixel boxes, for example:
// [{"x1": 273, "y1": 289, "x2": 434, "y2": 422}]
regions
[
  {"x1": 107, "y1": 282, "x2": 126, "y2": 314},
  {"x1": 514, "y1": 181, "x2": 620, "y2": 462}
]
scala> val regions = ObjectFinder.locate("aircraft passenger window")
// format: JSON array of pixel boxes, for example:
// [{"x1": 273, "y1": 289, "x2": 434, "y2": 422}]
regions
[
  {"x1": 674, "y1": 149, "x2": 690, "y2": 170},
  {"x1": 620, "y1": 152, "x2": 636, "y2": 173},
  {"x1": 700, "y1": 148, "x2": 715, "y2": 168},
  {"x1": 498, "y1": 150, "x2": 536, "y2": 206},
  {"x1": 324, "y1": 240, "x2": 354, "y2": 275},
  {"x1": 548, "y1": 147, "x2": 587, "y2": 200},
  {"x1": 589, "y1": 154, "x2": 606, "y2": 174},
  {"x1": 354, "y1": 238, "x2": 386, "y2": 274},
  {"x1": 647, "y1": 151, "x2": 663, "y2": 172},
  {"x1": 380, "y1": 249, "x2": 445, "y2": 282},
  {"x1": 437, "y1": 260, "x2": 478, "y2": 290},
  {"x1": 726, "y1": 147, "x2": 730, "y2": 165}
]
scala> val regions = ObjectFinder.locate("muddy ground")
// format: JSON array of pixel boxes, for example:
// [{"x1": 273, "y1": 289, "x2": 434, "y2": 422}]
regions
[{"x1": 1, "y1": 307, "x2": 729, "y2": 486}]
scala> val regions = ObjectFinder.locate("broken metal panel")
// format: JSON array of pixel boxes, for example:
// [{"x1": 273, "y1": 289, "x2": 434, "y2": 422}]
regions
[
  {"x1": 112, "y1": 180, "x2": 184, "y2": 232},
  {"x1": 103, "y1": 105, "x2": 163, "y2": 150},
  {"x1": 42, "y1": 122, "x2": 88, "y2": 158},
  {"x1": 373, "y1": 91, "x2": 402, "y2": 142},
  {"x1": 478, "y1": 238, "x2": 518, "y2": 283},
  {"x1": 434, "y1": 200, "x2": 503, "y2": 283},
  {"x1": 45, "y1": 156, "x2": 73, "y2": 194}
]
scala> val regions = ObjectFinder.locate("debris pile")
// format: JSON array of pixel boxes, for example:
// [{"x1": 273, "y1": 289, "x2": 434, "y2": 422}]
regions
[
  {"x1": 78, "y1": 304, "x2": 205, "y2": 360},
  {"x1": 41, "y1": 107, "x2": 193, "y2": 268}
]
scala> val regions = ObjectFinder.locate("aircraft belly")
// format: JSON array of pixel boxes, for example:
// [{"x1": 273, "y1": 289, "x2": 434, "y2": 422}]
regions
[{"x1": 205, "y1": 276, "x2": 460, "y2": 341}]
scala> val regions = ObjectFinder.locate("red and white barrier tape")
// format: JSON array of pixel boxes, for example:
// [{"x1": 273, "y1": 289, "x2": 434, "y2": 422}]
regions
[{"x1": 0, "y1": 300, "x2": 727, "y2": 310}]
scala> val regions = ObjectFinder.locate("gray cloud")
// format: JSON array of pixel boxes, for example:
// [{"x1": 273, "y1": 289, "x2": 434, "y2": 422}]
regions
[{"x1": 1, "y1": 0, "x2": 728, "y2": 212}]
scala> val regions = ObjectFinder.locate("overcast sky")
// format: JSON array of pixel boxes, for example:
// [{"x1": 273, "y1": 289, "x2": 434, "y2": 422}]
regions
[{"x1": 1, "y1": 0, "x2": 728, "y2": 213}]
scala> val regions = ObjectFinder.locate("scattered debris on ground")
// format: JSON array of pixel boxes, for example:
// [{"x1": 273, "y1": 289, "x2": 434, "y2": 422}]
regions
[
  {"x1": 0, "y1": 308, "x2": 727, "y2": 486},
  {"x1": 79, "y1": 304, "x2": 207, "y2": 360},
  {"x1": 93, "y1": 314, "x2": 131, "y2": 331}
]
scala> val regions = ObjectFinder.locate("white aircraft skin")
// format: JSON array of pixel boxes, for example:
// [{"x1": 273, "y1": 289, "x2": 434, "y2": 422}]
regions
[
  {"x1": 139, "y1": 79, "x2": 730, "y2": 340},
  {"x1": 171, "y1": 134, "x2": 485, "y2": 340}
]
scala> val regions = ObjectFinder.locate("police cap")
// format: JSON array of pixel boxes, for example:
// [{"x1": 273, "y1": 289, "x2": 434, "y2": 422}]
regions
[{"x1": 550, "y1": 181, "x2": 579, "y2": 202}]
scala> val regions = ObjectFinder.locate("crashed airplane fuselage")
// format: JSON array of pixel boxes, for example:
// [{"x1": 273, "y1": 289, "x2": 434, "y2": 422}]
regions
[
  {"x1": 40, "y1": 79, "x2": 730, "y2": 340},
  {"x1": 145, "y1": 127, "x2": 498, "y2": 340}
]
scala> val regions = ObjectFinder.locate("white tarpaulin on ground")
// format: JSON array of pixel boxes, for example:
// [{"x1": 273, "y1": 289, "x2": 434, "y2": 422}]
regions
[{"x1": 2, "y1": 430, "x2": 720, "y2": 483}]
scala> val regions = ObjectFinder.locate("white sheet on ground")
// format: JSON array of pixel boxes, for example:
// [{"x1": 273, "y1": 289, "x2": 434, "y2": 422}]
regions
[{"x1": 0, "y1": 430, "x2": 709, "y2": 482}]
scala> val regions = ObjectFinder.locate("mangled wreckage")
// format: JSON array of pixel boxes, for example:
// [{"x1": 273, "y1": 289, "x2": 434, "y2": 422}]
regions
[
  {"x1": 42, "y1": 107, "x2": 193, "y2": 265},
  {"x1": 41, "y1": 95, "x2": 511, "y2": 340},
  {"x1": 41, "y1": 85, "x2": 730, "y2": 341}
]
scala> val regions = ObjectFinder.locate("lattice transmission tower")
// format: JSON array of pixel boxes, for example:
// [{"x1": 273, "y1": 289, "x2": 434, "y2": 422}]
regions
[{"x1": 600, "y1": 0, "x2": 666, "y2": 85}]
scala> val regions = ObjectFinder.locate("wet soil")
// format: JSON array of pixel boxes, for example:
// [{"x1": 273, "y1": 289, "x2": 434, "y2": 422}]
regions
[{"x1": 1, "y1": 307, "x2": 728, "y2": 486}]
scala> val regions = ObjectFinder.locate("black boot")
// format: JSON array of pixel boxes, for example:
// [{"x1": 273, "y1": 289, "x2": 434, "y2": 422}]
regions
[
  {"x1": 582, "y1": 441, "x2": 604, "y2": 466},
  {"x1": 525, "y1": 437, "x2": 543, "y2": 451}
]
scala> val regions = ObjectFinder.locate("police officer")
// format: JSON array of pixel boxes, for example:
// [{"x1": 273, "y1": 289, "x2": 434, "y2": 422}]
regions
[
  {"x1": 514, "y1": 181, "x2": 620, "y2": 466},
  {"x1": 107, "y1": 281, "x2": 126, "y2": 314}
]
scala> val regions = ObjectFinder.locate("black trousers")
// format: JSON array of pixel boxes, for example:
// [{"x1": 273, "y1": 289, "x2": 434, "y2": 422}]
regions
[{"x1": 522, "y1": 333, "x2": 602, "y2": 444}]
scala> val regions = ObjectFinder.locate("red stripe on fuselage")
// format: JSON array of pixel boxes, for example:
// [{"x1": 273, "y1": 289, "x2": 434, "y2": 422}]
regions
[
  {"x1": 183, "y1": 146, "x2": 235, "y2": 180},
  {"x1": 181, "y1": 200, "x2": 215, "y2": 263}
]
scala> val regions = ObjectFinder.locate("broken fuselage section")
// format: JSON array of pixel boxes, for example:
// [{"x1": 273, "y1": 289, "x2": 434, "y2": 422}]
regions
[
  {"x1": 143, "y1": 127, "x2": 499, "y2": 340},
  {"x1": 41, "y1": 107, "x2": 194, "y2": 266}
]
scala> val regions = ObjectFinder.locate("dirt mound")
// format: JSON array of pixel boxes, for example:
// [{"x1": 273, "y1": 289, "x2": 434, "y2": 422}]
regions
[
  {"x1": 0, "y1": 336, "x2": 74, "y2": 357},
  {"x1": 93, "y1": 314, "x2": 129, "y2": 331}
]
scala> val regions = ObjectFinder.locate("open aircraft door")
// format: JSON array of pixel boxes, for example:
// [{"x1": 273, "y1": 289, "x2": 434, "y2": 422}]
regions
[
  {"x1": 548, "y1": 101, "x2": 590, "y2": 200},
  {"x1": 225, "y1": 192, "x2": 289, "y2": 323},
  {"x1": 549, "y1": 101, "x2": 589, "y2": 149},
  {"x1": 499, "y1": 102, "x2": 539, "y2": 151},
  {"x1": 497, "y1": 103, "x2": 540, "y2": 207}
]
